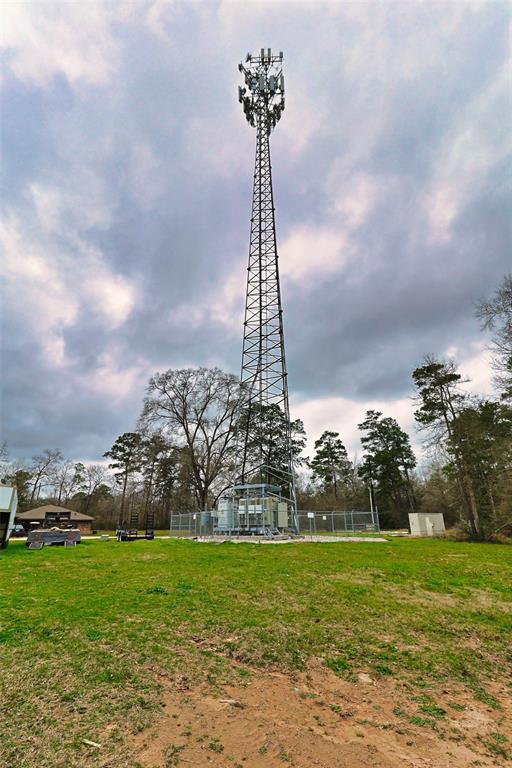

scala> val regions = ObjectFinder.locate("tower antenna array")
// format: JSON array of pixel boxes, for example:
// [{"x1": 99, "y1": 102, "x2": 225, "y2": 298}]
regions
[{"x1": 215, "y1": 48, "x2": 298, "y2": 536}]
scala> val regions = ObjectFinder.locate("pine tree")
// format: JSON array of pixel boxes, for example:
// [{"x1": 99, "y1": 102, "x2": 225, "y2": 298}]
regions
[
  {"x1": 449, "y1": 400, "x2": 512, "y2": 537},
  {"x1": 104, "y1": 432, "x2": 143, "y2": 527},
  {"x1": 358, "y1": 410, "x2": 416, "y2": 521},
  {"x1": 310, "y1": 431, "x2": 352, "y2": 501},
  {"x1": 239, "y1": 402, "x2": 306, "y2": 491},
  {"x1": 412, "y1": 357, "x2": 479, "y2": 535}
]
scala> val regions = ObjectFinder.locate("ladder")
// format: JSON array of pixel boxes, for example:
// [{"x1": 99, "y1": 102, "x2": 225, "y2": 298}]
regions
[
  {"x1": 128, "y1": 505, "x2": 139, "y2": 537},
  {"x1": 145, "y1": 505, "x2": 155, "y2": 538}
]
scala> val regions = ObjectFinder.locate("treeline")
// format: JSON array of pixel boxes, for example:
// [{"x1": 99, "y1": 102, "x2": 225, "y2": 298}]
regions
[
  {"x1": 0, "y1": 447, "x2": 116, "y2": 526},
  {"x1": 1, "y1": 276, "x2": 510, "y2": 540},
  {"x1": 303, "y1": 275, "x2": 512, "y2": 539},
  {"x1": 299, "y1": 412, "x2": 417, "y2": 529},
  {"x1": 0, "y1": 438, "x2": 198, "y2": 530}
]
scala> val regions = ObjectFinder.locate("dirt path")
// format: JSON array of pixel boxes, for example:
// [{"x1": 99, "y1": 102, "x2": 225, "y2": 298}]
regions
[{"x1": 130, "y1": 659, "x2": 510, "y2": 767}]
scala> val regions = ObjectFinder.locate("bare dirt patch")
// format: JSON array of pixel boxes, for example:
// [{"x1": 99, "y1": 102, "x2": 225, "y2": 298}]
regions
[{"x1": 130, "y1": 659, "x2": 511, "y2": 767}]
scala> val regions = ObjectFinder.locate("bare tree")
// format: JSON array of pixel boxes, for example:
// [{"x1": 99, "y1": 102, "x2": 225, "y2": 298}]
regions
[
  {"x1": 140, "y1": 368, "x2": 243, "y2": 510},
  {"x1": 50, "y1": 461, "x2": 85, "y2": 504},
  {"x1": 140, "y1": 432, "x2": 168, "y2": 523},
  {"x1": 477, "y1": 274, "x2": 512, "y2": 399},
  {"x1": 29, "y1": 449, "x2": 63, "y2": 503},
  {"x1": 82, "y1": 464, "x2": 111, "y2": 514},
  {"x1": 0, "y1": 442, "x2": 9, "y2": 464}
]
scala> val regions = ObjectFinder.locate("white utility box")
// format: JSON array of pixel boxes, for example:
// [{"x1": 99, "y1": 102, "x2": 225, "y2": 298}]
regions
[
  {"x1": 408, "y1": 512, "x2": 445, "y2": 537},
  {"x1": 0, "y1": 485, "x2": 18, "y2": 548}
]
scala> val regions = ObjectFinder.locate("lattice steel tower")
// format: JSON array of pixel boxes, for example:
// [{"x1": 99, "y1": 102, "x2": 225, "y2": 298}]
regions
[{"x1": 229, "y1": 47, "x2": 298, "y2": 534}]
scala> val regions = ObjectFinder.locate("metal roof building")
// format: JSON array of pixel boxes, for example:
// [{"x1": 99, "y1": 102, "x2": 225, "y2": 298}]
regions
[{"x1": 17, "y1": 505, "x2": 95, "y2": 534}]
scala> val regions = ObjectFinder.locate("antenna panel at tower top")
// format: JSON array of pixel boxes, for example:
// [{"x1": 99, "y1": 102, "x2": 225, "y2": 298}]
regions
[{"x1": 238, "y1": 48, "x2": 285, "y2": 133}]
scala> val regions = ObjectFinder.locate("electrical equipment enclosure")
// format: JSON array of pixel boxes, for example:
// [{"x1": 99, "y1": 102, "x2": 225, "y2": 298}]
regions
[
  {"x1": 216, "y1": 498, "x2": 237, "y2": 531},
  {"x1": 408, "y1": 512, "x2": 445, "y2": 537}
]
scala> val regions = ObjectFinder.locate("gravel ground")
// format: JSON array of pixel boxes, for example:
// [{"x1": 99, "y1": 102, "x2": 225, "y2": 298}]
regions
[{"x1": 195, "y1": 535, "x2": 388, "y2": 544}]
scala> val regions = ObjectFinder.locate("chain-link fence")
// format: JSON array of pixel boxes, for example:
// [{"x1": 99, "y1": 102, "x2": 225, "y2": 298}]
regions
[
  {"x1": 167, "y1": 509, "x2": 380, "y2": 537},
  {"x1": 168, "y1": 511, "x2": 214, "y2": 537},
  {"x1": 297, "y1": 510, "x2": 380, "y2": 535}
]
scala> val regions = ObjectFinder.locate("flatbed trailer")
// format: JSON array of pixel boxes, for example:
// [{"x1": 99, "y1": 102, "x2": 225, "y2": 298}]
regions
[{"x1": 26, "y1": 528, "x2": 81, "y2": 548}]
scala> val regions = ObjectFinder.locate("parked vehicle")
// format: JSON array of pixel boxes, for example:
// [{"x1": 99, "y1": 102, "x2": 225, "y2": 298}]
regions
[{"x1": 10, "y1": 523, "x2": 26, "y2": 538}]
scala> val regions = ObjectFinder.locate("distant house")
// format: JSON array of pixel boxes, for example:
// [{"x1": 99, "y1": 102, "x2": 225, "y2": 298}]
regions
[
  {"x1": 17, "y1": 504, "x2": 95, "y2": 535},
  {"x1": 0, "y1": 485, "x2": 18, "y2": 548}
]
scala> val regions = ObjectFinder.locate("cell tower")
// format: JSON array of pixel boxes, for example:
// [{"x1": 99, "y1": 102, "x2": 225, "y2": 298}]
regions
[{"x1": 215, "y1": 48, "x2": 298, "y2": 536}]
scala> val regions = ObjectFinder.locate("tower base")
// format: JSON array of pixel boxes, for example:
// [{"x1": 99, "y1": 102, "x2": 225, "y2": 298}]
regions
[{"x1": 214, "y1": 482, "x2": 297, "y2": 535}]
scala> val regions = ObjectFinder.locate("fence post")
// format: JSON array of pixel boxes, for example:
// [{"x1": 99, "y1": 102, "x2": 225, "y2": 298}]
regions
[
  {"x1": 331, "y1": 510, "x2": 335, "y2": 533},
  {"x1": 170, "y1": 510, "x2": 173, "y2": 538}
]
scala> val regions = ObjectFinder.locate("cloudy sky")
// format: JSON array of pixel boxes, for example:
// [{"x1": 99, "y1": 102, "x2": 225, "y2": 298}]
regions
[{"x1": 1, "y1": 1, "x2": 510, "y2": 464}]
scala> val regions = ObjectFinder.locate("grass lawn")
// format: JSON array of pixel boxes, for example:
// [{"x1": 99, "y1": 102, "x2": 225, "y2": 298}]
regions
[{"x1": 0, "y1": 537, "x2": 511, "y2": 767}]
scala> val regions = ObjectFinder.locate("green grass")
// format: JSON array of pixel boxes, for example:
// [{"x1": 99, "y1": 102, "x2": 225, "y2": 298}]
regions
[{"x1": 1, "y1": 537, "x2": 511, "y2": 766}]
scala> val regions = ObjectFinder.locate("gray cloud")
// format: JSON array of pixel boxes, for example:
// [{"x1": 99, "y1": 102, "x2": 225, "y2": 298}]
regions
[{"x1": 1, "y1": 1, "x2": 510, "y2": 461}]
